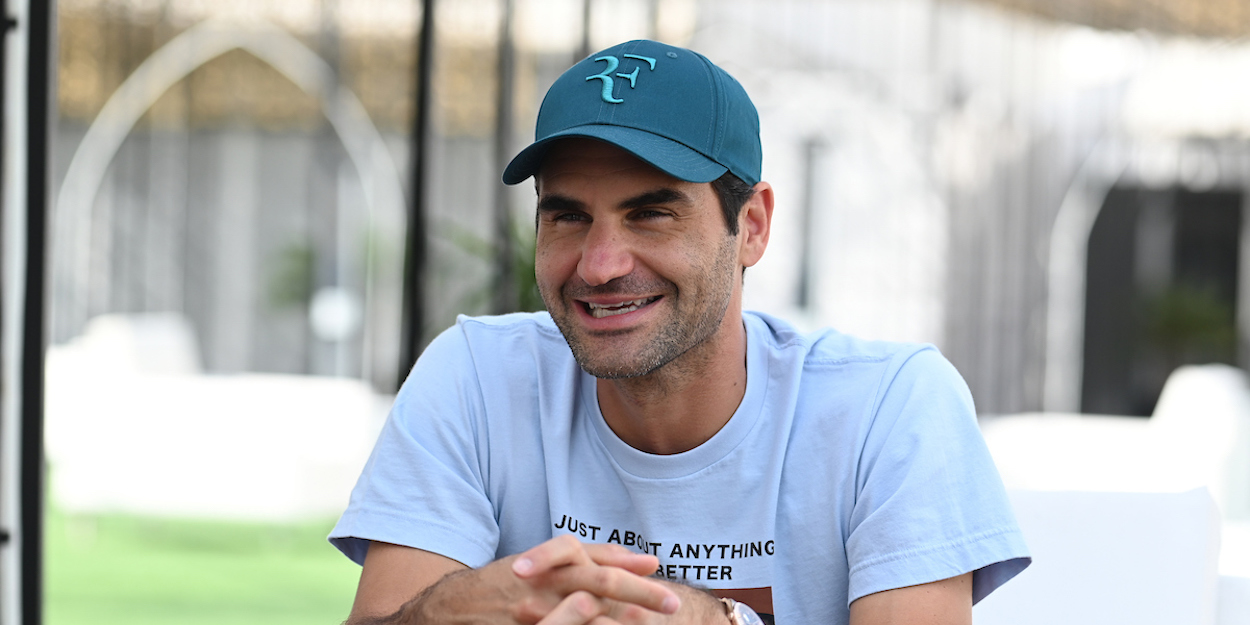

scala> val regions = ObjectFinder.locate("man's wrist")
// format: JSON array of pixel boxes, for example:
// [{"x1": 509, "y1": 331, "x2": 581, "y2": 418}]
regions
[
  {"x1": 718, "y1": 598, "x2": 766, "y2": 625},
  {"x1": 653, "y1": 581, "x2": 740, "y2": 625}
]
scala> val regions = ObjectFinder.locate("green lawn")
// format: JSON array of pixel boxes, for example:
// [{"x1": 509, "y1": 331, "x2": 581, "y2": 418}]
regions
[{"x1": 45, "y1": 509, "x2": 361, "y2": 625}]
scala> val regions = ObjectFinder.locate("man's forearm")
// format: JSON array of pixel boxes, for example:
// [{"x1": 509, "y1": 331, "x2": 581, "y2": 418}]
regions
[
  {"x1": 346, "y1": 570, "x2": 728, "y2": 625},
  {"x1": 344, "y1": 614, "x2": 401, "y2": 625},
  {"x1": 347, "y1": 536, "x2": 731, "y2": 625},
  {"x1": 344, "y1": 568, "x2": 468, "y2": 625},
  {"x1": 342, "y1": 589, "x2": 422, "y2": 625},
  {"x1": 656, "y1": 580, "x2": 731, "y2": 625}
]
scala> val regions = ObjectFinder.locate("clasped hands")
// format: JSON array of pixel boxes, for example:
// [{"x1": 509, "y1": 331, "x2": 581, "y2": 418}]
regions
[{"x1": 411, "y1": 534, "x2": 716, "y2": 624}]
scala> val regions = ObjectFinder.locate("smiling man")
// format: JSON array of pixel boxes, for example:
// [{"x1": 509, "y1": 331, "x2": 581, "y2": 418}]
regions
[{"x1": 330, "y1": 40, "x2": 1030, "y2": 625}]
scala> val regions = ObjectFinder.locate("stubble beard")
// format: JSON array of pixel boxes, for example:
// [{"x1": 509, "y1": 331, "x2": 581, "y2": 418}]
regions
[{"x1": 542, "y1": 237, "x2": 740, "y2": 380}]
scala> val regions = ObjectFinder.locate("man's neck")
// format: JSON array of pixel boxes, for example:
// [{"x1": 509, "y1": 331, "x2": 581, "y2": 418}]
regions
[{"x1": 595, "y1": 312, "x2": 748, "y2": 455}]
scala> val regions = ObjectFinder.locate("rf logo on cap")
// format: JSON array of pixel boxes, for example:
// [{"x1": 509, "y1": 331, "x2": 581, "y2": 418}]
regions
[{"x1": 585, "y1": 54, "x2": 657, "y2": 104}]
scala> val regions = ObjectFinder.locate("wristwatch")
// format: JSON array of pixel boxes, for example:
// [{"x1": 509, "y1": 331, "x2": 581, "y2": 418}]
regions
[{"x1": 719, "y1": 598, "x2": 766, "y2": 625}]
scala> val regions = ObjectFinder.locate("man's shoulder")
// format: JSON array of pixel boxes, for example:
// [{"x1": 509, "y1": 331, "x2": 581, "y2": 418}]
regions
[
  {"x1": 417, "y1": 311, "x2": 571, "y2": 376},
  {"x1": 453, "y1": 310, "x2": 561, "y2": 334},
  {"x1": 401, "y1": 311, "x2": 577, "y2": 409},
  {"x1": 745, "y1": 311, "x2": 968, "y2": 412},
  {"x1": 447, "y1": 311, "x2": 568, "y2": 348},
  {"x1": 745, "y1": 311, "x2": 938, "y2": 370}
]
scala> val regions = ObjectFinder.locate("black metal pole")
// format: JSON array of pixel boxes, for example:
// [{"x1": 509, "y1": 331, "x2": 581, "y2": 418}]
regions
[
  {"x1": 398, "y1": 0, "x2": 435, "y2": 385},
  {"x1": 491, "y1": 0, "x2": 516, "y2": 314},
  {"x1": 0, "y1": 0, "x2": 9, "y2": 383},
  {"x1": 23, "y1": 0, "x2": 53, "y2": 623},
  {"x1": 796, "y1": 138, "x2": 821, "y2": 310},
  {"x1": 578, "y1": 0, "x2": 591, "y2": 60},
  {"x1": 646, "y1": 0, "x2": 657, "y2": 40}
]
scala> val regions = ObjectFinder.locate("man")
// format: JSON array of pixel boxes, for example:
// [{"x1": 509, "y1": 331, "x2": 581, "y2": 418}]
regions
[{"x1": 330, "y1": 40, "x2": 1030, "y2": 625}]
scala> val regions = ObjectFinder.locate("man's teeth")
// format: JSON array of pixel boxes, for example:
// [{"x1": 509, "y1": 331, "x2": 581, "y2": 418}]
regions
[{"x1": 587, "y1": 298, "x2": 653, "y2": 319}]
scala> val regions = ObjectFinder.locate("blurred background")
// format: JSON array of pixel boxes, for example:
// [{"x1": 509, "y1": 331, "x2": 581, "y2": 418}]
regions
[{"x1": 5, "y1": 0, "x2": 1250, "y2": 622}]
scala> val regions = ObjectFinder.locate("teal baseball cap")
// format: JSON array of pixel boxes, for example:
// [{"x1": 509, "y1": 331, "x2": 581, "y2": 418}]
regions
[{"x1": 502, "y1": 40, "x2": 761, "y2": 186}]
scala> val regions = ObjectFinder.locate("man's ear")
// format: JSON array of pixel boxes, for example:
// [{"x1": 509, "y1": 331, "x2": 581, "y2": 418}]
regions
[{"x1": 738, "y1": 181, "x2": 774, "y2": 268}]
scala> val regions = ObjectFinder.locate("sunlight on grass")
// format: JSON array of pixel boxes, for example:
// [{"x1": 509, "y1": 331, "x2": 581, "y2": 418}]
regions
[{"x1": 46, "y1": 508, "x2": 360, "y2": 625}]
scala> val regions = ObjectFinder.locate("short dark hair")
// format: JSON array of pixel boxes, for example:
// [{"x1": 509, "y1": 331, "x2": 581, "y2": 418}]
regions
[{"x1": 710, "y1": 171, "x2": 756, "y2": 235}]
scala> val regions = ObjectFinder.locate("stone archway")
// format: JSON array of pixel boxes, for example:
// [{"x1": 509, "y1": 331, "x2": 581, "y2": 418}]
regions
[
  {"x1": 1044, "y1": 137, "x2": 1250, "y2": 413},
  {"x1": 1043, "y1": 138, "x2": 1130, "y2": 413},
  {"x1": 53, "y1": 17, "x2": 406, "y2": 351}
]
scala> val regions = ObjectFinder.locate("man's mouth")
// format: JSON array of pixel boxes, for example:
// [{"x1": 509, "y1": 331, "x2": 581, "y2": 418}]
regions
[{"x1": 584, "y1": 296, "x2": 661, "y2": 319}]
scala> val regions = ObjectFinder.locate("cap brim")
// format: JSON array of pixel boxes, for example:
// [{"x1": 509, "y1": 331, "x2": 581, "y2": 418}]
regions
[{"x1": 502, "y1": 124, "x2": 728, "y2": 185}]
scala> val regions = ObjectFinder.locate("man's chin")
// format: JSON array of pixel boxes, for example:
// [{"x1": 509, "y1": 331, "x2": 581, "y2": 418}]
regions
[
  {"x1": 561, "y1": 332, "x2": 661, "y2": 379},
  {"x1": 548, "y1": 306, "x2": 672, "y2": 378},
  {"x1": 575, "y1": 358, "x2": 662, "y2": 380}
]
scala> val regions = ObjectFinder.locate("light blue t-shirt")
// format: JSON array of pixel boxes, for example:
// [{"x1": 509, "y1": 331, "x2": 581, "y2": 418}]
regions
[{"x1": 330, "y1": 311, "x2": 1030, "y2": 622}]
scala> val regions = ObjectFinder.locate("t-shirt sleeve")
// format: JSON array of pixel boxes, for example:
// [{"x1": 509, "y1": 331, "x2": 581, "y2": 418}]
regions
[
  {"x1": 845, "y1": 347, "x2": 1030, "y2": 605},
  {"x1": 328, "y1": 322, "x2": 500, "y2": 568}
]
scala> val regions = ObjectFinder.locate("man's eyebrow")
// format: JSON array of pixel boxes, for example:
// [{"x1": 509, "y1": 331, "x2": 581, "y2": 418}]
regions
[
  {"x1": 537, "y1": 188, "x2": 693, "y2": 213},
  {"x1": 619, "y1": 188, "x2": 691, "y2": 209},
  {"x1": 536, "y1": 194, "x2": 584, "y2": 213}
]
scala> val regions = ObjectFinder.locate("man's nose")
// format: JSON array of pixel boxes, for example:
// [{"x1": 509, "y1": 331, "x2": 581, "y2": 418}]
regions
[{"x1": 577, "y1": 221, "x2": 634, "y2": 286}]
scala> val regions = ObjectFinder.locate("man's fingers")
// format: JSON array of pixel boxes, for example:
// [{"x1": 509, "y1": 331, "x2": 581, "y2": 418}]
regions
[
  {"x1": 513, "y1": 594, "x2": 562, "y2": 624},
  {"x1": 543, "y1": 563, "x2": 680, "y2": 615},
  {"x1": 513, "y1": 535, "x2": 596, "y2": 577},
  {"x1": 535, "y1": 590, "x2": 621, "y2": 625},
  {"x1": 583, "y1": 543, "x2": 660, "y2": 577},
  {"x1": 514, "y1": 537, "x2": 660, "y2": 579},
  {"x1": 509, "y1": 536, "x2": 678, "y2": 620}
]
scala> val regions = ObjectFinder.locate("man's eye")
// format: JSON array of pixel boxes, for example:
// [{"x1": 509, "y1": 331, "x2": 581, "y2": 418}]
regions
[
  {"x1": 549, "y1": 212, "x2": 587, "y2": 223},
  {"x1": 634, "y1": 209, "x2": 669, "y2": 220}
]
